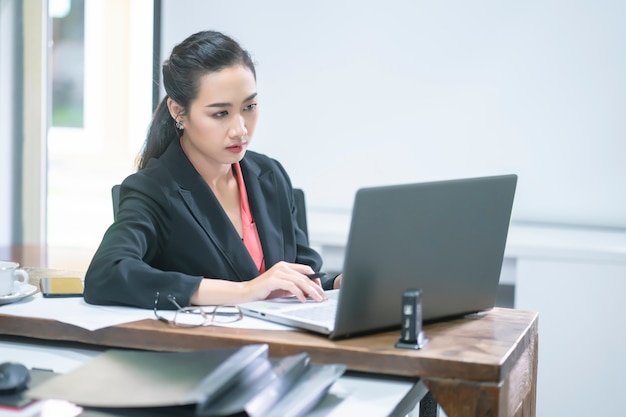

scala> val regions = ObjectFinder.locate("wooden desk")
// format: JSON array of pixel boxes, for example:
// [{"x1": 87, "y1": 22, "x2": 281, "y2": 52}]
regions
[{"x1": 0, "y1": 268, "x2": 538, "y2": 417}]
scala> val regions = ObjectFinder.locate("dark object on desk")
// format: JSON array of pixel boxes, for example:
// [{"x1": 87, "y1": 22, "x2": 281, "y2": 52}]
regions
[
  {"x1": 0, "y1": 362, "x2": 30, "y2": 394},
  {"x1": 396, "y1": 289, "x2": 428, "y2": 350},
  {"x1": 26, "y1": 344, "x2": 345, "y2": 417},
  {"x1": 0, "y1": 368, "x2": 55, "y2": 413},
  {"x1": 198, "y1": 353, "x2": 344, "y2": 417},
  {"x1": 40, "y1": 276, "x2": 84, "y2": 298}
]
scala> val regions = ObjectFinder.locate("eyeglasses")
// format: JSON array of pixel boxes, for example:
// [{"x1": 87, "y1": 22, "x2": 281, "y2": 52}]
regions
[{"x1": 153, "y1": 292, "x2": 243, "y2": 328}]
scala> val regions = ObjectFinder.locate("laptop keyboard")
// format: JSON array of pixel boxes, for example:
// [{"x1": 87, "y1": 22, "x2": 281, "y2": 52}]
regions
[{"x1": 284, "y1": 299, "x2": 338, "y2": 323}]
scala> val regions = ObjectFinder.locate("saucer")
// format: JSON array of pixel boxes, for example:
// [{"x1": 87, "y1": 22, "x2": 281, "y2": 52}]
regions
[{"x1": 0, "y1": 283, "x2": 38, "y2": 305}]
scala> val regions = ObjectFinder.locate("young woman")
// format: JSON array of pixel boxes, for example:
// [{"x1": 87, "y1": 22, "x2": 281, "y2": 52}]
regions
[{"x1": 84, "y1": 30, "x2": 339, "y2": 310}]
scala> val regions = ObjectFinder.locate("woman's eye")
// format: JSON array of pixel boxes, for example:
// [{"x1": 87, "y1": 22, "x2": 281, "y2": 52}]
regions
[
  {"x1": 244, "y1": 103, "x2": 257, "y2": 112},
  {"x1": 213, "y1": 111, "x2": 228, "y2": 118}
]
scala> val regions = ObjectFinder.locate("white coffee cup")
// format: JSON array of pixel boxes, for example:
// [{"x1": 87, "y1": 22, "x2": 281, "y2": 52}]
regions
[{"x1": 0, "y1": 261, "x2": 30, "y2": 296}]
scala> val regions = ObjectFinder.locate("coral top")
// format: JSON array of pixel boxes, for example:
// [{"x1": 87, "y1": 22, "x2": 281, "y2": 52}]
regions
[{"x1": 233, "y1": 162, "x2": 265, "y2": 273}]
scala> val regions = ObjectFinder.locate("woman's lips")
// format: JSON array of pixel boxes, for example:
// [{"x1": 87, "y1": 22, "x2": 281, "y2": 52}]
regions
[{"x1": 226, "y1": 143, "x2": 246, "y2": 153}]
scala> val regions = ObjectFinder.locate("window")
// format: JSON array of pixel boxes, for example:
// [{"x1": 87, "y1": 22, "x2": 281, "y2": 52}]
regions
[
  {"x1": 46, "y1": 0, "x2": 154, "y2": 269},
  {"x1": 50, "y1": 0, "x2": 84, "y2": 128}
]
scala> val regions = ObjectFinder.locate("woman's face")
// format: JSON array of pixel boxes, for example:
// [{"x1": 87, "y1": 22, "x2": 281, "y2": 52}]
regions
[{"x1": 179, "y1": 65, "x2": 258, "y2": 168}]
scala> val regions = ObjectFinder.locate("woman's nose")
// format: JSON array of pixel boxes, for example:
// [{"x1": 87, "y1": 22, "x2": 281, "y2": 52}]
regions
[{"x1": 230, "y1": 115, "x2": 247, "y2": 139}]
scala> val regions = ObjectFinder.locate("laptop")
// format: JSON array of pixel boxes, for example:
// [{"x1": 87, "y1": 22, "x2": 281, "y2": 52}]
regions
[{"x1": 239, "y1": 174, "x2": 517, "y2": 339}]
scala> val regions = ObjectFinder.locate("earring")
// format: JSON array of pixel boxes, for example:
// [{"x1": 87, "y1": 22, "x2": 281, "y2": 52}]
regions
[{"x1": 176, "y1": 120, "x2": 184, "y2": 130}]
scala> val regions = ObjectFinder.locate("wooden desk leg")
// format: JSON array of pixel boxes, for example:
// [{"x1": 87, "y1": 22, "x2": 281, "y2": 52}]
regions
[{"x1": 422, "y1": 331, "x2": 538, "y2": 417}]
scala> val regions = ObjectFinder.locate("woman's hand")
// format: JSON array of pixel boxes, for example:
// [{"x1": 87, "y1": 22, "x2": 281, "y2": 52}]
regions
[{"x1": 244, "y1": 261, "x2": 327, "y2": 303}]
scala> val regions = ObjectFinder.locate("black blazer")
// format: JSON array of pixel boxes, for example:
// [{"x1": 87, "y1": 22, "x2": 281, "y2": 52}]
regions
[{"x1": 83, "y1": 140, "x2": 324, "y2": 309}]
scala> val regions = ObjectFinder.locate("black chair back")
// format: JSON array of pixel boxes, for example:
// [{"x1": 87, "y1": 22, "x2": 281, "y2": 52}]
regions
[
  {"x1": 293, "y1": 188, "x2": 308, "y2": 240},
  {"x1": 111, "y1": 184, "x2": 121, "y2": 221}
]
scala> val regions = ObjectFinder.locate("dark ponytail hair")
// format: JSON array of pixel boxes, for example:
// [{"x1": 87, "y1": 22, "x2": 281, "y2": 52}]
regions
[{"x1": 137, "y1": 31, "x2": 256, "y2": 170}]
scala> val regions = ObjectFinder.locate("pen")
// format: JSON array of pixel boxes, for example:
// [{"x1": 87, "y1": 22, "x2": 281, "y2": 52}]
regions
[{"x1": 306, "y1": 272, "x2": 327, "y2": 279}]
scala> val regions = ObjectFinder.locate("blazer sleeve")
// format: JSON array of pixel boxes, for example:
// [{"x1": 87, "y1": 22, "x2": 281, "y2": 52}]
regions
[{"x1": 83, "y1": 173, "x2": 204, "y2": 310}]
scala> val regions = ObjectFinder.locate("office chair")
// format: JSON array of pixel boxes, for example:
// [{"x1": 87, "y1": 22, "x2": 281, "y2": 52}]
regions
[
  {"x1": 111, "y1": 184, "x2": 309, "y2": 239},
  {"x1": 292, "y1": 188, "x2": 309, "y2": 240},
  {"x1": 111, "y1": 184, "x2": 121, "y2": 221}
]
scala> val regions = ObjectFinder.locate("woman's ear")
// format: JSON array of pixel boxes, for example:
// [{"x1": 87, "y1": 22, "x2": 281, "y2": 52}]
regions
[{"x1": 167, "y1": 97, "x2": 184, "y2": 121}]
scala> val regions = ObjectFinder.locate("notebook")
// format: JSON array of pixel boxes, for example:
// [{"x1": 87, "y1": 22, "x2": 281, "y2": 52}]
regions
[{"x1": 239, "y1": 174, "x2": 517, "y2": 339}]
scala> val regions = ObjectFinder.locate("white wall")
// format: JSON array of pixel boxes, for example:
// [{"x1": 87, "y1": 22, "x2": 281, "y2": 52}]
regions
[
  {"x1": 161, "y1": 0, "x2": 626, "y2": 229},
  {"x1": 159, "y1": 5, "x2": 626, "y2": 416},
  {"x1": 515, "y1": 255, "x2": 626, "y2": 416}
]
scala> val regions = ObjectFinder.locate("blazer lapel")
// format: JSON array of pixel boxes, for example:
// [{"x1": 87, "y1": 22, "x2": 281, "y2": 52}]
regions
[
  {"x1": 163, "y1": 142, "x2": 259, "y2": 280},
  {"x1": 240, "y1": 159, "x2": 286, "y2": 268}
]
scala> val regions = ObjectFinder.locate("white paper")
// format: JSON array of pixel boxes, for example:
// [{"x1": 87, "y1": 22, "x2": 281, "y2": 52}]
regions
[{"x1": 0, "y1": 293, "x2": 294, "y2": 332}]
